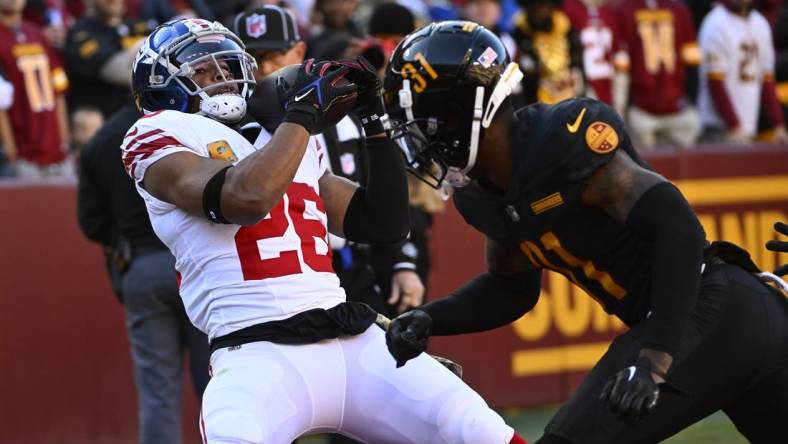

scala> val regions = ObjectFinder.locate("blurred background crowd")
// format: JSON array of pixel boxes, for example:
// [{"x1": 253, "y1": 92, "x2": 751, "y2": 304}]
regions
[{"x1": 1, "y1": 0, "x2": 787, "y2": 180}]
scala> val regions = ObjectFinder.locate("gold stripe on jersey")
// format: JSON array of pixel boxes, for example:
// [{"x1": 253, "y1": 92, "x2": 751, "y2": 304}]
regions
[
  {"x1": 540, "y1": 232, "x2": 627, "y2": 299},
  {"x1": 707, "y1": 72, "x2": 726, "y2": 81},
  {"x1": 12, "y1": 43, "x2": 44, "y2": 58},
  {"x1": 681, "y1": 42, "x2": 701, "y2": 66},
  {"x1": 634, "y1": 9, "x2": 674, "y2": 23},
  {"x1": 530, "y1": 192, "x2": 564, "y2": 215}
]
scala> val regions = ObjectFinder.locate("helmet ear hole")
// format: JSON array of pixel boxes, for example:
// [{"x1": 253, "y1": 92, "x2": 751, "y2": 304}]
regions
[{"x1": 177, "y1": 76, "x2": 199, "y2": 93}]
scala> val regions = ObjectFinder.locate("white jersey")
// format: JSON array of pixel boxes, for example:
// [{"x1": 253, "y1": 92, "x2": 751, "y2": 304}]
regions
[
  {"x1": 697, "y1": 5, "x2": 775, "y2": 136},
  {"x1": 121, "y1": 110, "x2": 345, "y2": 340}
]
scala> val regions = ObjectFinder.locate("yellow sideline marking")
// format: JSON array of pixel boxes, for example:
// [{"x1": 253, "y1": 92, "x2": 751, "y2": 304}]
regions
[
  {"x1": 511, "y1": 342, "x2": 610, "y2": 377},
  {"x1": 674, "y1": 175, "x2": 788, "y2": 206}
]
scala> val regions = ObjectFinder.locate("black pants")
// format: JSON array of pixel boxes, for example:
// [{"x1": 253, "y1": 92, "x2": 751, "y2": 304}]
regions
[{"x1": 540, "y1": 264, "x2": 788, "y2": 444}]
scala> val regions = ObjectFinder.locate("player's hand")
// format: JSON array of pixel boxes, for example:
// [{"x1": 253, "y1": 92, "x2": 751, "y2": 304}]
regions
[
  {"x1": 280, "y1": 59, "x2": 357, "y2": 135},
  {"x1": 339, "y1": 56, "x2": 385, "y2": 135},
  {"x1": 387, "y1": 270, "x2": 425, "y2": 314},
  {"x1": 599, "y1": 357, "x2": 661, "y2": 423},
  {"x1": 726, "y1": 127, "x2": 750, "y2": 145},
  {"x1": 766, "y1": 221, "x2": 788, "y2": 276},
  {"x1": 773, "y1": 126, "x2": 788, "y2": 144},
  {"x1": 386, "y1": 308, "x2": 432, "y2": 367}
]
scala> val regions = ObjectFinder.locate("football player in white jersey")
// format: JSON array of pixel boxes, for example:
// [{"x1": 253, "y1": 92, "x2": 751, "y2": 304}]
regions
[
  {"x1": 697, "y1": 0, "x2": 788, "y2": 144},
  {"x1": 122, "y1": 18, "x2": 527, "y2": 444}
]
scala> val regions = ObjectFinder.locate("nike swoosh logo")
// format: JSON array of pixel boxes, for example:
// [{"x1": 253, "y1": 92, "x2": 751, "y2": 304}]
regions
[
  {"x1": 294, "y1": 88, "x2": 314, "y2": 102},
  {"x1": 627, "y1": 366, "x2": 636, "y2": 382},
  {"x1": 566, "y1": 107, "x2": 587, "y2": 133}
]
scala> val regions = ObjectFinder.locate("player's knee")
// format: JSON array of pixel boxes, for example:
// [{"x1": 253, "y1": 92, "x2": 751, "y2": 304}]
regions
[
  {"x1": 202, "y1": 410, "x2": 267, "y2": 444},
  {"x1": 438, "y1": 392, "x2": 512, "y2": 443}
]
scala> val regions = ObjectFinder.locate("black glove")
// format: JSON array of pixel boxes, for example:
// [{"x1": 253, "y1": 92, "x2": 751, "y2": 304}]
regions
[
  {"x1": 340, "y1": 56, "x2": 386, "y2": 135},
  {"x1": 281, "y1": 59, "x2": 357, "y2": 135},
  {"x1": 385, "y1": 309, "x2": 432, "y2": 367},
  {"x1": 766, "y1": 222, "x2": 788, "y2": 276},
  {"x1": 599, "y1": 357, "x2": 661, "y2": 423}
]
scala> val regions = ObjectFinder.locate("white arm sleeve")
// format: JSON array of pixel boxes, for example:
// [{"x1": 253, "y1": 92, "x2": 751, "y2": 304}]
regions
[{"x1": 0, "y1": 74, "x2": 13, "y2": 111}]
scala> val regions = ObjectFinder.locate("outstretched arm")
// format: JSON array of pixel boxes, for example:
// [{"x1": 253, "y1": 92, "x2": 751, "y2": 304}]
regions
[{"x1": 386, "y1": 237, "x2": 542, "y2": 367}]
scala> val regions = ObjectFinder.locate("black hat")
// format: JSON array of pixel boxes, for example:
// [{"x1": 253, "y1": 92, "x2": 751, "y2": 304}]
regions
[
  {"x1": 234, "y1": 6, "x2": 301, "y2": 52},
  {"x1": 368, "y1": 3, "x2": 415, "y2": 36}
]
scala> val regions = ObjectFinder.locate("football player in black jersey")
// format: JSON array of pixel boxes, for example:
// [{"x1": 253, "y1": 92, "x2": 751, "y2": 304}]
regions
[{"x1": 383, "y1": 21, "x2": 788, "y2": 443}]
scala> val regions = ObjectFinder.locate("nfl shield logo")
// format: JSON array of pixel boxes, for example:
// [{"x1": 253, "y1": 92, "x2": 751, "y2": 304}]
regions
[
  {"x1": 245, "y1": 14, "x2": 267, "y2": 38},
  {"x1": 340, "y1": 153, "x2": 356, "y2": 175}
]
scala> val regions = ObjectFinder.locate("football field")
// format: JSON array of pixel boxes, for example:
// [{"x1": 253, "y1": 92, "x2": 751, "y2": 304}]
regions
[
  {"x1": 299, "y1": 406, "x2": 747, "y2": 443},
  {"x1": 500, "y1": 406, "x2": 747, "y2": 444}
]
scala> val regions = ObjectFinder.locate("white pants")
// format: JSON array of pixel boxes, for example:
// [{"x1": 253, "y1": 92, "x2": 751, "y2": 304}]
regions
[
  {"x1": 627, "y1": 105, "x2": 699, "y2": 148},
  {"x1": 200, "y1": 325, "x2": 514, "y2": 444}
]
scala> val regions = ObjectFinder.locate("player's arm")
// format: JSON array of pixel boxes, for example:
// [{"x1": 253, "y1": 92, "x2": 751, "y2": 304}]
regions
[
  {"x1": 56, "y1": 95, "x2": 70, "y2": 153},
  {"x1": 386, "y1": 237, "x2": 542, "y2": 367},
  {"x1": 0, "y1": 110, "x2": 16, "y2": 162},
  {"x1": 319, "y1": 135, "x2": 408, "y2": 244},
  {"x1": 77, "y1": 138, "x2": 112, "y2": 244},
  {"x1": 144, "y1": 123, "x2": 310, "y2": 225},
  {"x1": 320, "y1": 56, "x2": 409, "y2": 244},
  {"x1": 142, "y1": 60, "x2": 353, "y2": 225},
  {"x1": 582, "y1": 150, "x2": 706, "y2": 376}
]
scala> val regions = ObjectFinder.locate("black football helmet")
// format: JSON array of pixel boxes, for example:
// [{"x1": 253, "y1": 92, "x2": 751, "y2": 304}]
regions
[{"x1": 383, "y1": 21, "x2": 523, "y2": 188}]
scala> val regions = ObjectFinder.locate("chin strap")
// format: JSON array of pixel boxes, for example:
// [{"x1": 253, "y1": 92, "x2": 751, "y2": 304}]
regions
[
  {"x1": 482, "y1": 62, "x2": 524, "y2": 128},
  {"x1": 448, "y1": 62, "x2": 525, "y2": 188},
  {"x1": 399, "y1": 79, "x2": 415, "y2": 123},
  {"x1": 199, "y1": 93, "x2": 247, "y2": 123}
]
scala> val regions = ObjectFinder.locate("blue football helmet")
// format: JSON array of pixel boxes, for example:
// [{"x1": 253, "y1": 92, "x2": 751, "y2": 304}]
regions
[{"x1": 132, "y1": 18, "x2": 257, "y2": 123}]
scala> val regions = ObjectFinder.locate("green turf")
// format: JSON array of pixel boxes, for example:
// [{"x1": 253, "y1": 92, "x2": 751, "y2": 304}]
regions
[
  {"x1": 298, "y1": 405, "x2": 747, "y2": 443},
  {"x1": 501, "y1": 406, "x2": 746, "y2": 444}
]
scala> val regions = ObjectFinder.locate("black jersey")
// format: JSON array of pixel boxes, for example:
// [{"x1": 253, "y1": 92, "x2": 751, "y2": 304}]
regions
[
  {"x1": 65, "y1": 18, "x2": 155, "y2": 116},
  {"x1": 455, "y1": 98, "x2": 667, "y2": 326}
]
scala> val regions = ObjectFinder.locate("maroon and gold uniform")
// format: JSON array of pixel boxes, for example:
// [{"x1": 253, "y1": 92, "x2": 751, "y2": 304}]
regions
[
  {"x1": 562, "y1": 0, "x2": 623, "y2": 105},
  {"x1": 0, "y1": 22, "x2": 68, "y2": 165},
  {"x1": 618, "y1": 0, "x2": 700, "y2": 114}
]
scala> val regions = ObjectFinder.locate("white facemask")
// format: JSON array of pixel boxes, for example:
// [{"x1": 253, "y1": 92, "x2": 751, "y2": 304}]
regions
[{"x1": 199, "y1": 93, "x2": 247, "y2": 123}]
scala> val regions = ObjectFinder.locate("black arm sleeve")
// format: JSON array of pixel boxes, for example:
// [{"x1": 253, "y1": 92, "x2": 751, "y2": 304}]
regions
[
  {"x1": 420, "y1": 270, "x2": 542, "y2": 336},
  {"x1": 77, "y1": 143, "x2": 112, "y2": 245},
  {"x1": 626, "y1": 182, "x2": 706, "y2": 356},
  {"x1": 342, "y1": 137, "x2": 409, "y2": 244},
  {"x1": 685, "y1": 65, "x2": 699, "y2": 104}
]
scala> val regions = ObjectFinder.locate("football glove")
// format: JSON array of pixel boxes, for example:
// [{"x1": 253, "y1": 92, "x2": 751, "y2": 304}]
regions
[
  {"x1": 599, "y1": 356, "x2": 661, "y2": 423},
  {"x1": 766, "y1": 222, "x2": 788, "y2": 276},
  {"x1": 385, "y1": 309, "x2": 432, "y2": 367},
  {"x1": 281, "y1": 59, "x2": 357, "y2": 135},
  {"x1": 340, "y1": 56, "x2": 385, "y2": 135}
]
